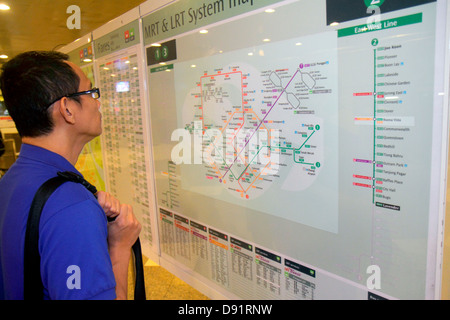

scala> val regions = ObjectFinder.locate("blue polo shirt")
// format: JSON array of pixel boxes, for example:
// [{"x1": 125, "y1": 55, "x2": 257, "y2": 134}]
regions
[{"x1": 0, "y1": 144, "x2": 116, "y2": 300}]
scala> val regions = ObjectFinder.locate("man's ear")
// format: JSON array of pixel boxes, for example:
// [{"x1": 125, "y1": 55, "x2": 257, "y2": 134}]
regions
[{"x1": 58, "y1": 97, "x2": 76, "y2": 124}]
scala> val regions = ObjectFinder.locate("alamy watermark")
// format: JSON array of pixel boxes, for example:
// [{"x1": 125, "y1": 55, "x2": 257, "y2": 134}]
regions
[
  {"x1": 366, "y1": 0, "x2": 383, "y2": 27},
  {"x1": 66, "y1": 265, "x2": 81, "y2": 290},
  {"x1": 366, "y1": 265, "x2": 381, "y2": 290},
  {"x1": 170, "y1": 121, "x2": 281, "y2": 174},
  {"x1": 66, "y1": 5, "x2": 81, "y2": 30}
]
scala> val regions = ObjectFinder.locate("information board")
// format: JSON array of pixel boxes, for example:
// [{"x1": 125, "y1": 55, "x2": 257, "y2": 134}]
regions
[
  {"x1": 143, "y1": 0, "x2": 449, "y2": 299},
  {"x1": 93, "y1": 13, "x2": 158, "y2": 258}
]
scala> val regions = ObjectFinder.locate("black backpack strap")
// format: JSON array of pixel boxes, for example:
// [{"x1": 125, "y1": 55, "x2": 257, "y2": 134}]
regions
[
  {"x1": 24, "y1": 171, "x2": 146, "y2": 300},
  {"x1": 24, "y1": 175, "x2": 70, "y2": 300},
  {"x1": 56, "y1": 171, "x2": 98, "y2": 194},
  {"x1": 132, "y1": 239, "x2": 145, "y2": 300}
]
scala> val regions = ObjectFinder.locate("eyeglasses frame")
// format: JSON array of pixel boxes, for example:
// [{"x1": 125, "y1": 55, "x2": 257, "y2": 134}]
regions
[{"x1": 47, "y1": 87, "x2": 101, "y2": 108}]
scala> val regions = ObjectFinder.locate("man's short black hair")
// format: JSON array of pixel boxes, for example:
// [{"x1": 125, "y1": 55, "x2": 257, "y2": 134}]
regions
[{"x1": 0, "y1": 51, "x2": 80, "y2": 137}]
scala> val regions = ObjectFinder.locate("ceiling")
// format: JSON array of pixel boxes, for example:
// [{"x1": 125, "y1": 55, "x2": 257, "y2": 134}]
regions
[{"x1": 0, "y1": 0, "x2": 147, "y2": 66}]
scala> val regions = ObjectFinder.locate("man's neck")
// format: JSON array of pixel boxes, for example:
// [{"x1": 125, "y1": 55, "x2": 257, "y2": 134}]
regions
[{"x1": 22, "y1": 133, "x2": 85, "y2": 166}]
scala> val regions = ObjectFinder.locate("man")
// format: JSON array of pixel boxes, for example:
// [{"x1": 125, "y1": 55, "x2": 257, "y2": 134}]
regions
[{"x1": 0, "y1": 51, "x2": 141, "y2": 299}]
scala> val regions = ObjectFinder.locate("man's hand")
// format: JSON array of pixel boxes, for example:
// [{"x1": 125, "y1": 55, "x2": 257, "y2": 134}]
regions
[
  {"x1": 96, "y1": 191, "x2": 121, "y2": 218},
  {"x1": 96, "y1": 191, "x2": 141, "y2": 299},
  {"x1": 107, "y1": 203, "x2": 141, "y2": 250},
  {"x1": 96, "y1": 191, "x2": 141, "y2": 246}
]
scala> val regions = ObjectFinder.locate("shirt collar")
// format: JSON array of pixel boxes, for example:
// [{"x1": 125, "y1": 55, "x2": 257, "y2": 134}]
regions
[{"x1": 18, "y1": 143, "x2": 82, "y2": 176}]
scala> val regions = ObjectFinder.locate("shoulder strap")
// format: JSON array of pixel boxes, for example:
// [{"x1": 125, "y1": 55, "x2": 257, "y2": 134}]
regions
[
  {"x1": 131, "y1": 239, "x2": 145, "y2": 300},
  {"x1": 24, "y1": 171, "x2": 146, "y2": 300},
  {"x1": 24, "y1": 175, "x2": 70, "y2": 300}
]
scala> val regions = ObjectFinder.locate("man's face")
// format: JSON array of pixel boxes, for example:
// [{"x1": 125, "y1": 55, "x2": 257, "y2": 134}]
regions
[{"x1": 66, "y1": 61, "x2": 102, "y2": 140}]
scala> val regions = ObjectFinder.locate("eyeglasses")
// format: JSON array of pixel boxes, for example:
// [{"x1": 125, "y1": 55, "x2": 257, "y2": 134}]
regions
[{"x1": 47, "y1": 87, "x2": 101, "y2": 108}]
